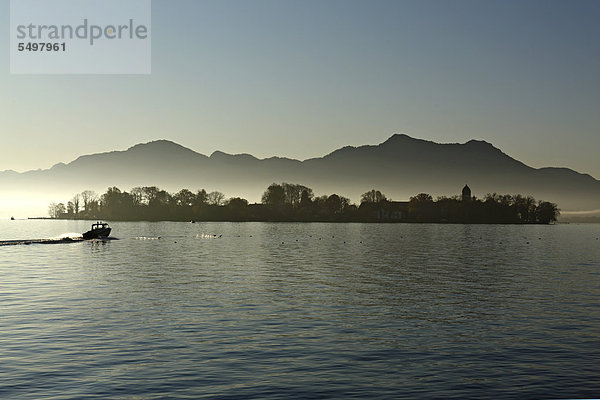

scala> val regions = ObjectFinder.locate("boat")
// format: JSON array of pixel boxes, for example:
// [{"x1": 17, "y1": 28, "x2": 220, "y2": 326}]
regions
[{"x1": 82, "y1": 222, "x2": 112, "y2": 240}]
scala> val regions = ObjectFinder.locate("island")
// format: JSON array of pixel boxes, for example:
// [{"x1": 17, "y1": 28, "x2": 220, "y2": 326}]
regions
[{"x1": 45, "y1": 183, "x2": 560, "y2": 224}]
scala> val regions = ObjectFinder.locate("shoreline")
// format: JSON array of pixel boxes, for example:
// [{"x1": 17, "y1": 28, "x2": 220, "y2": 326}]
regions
[{"x1": 33, "y1": 217, "x2": 560, "y2": 225}]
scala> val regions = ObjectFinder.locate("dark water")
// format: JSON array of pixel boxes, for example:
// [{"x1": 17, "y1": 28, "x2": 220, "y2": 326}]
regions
[{"x1": 1, "y1": 220, "x2": 599, "y2": 399}]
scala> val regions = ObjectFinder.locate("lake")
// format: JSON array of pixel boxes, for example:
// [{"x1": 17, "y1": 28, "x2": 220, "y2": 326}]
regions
[{"x1": 1, "y1": 220, "x2": 599, "y2": 399}]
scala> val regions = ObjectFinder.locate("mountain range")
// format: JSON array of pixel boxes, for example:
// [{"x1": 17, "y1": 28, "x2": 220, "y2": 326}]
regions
[{"x1": 1, "y1": 134, "x2": 599, "y2": 217}]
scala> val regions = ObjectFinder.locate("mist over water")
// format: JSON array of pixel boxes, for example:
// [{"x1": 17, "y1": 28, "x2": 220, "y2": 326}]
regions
[{"x1": 1, "y1": 220, "x2": 599, "y2": 398}]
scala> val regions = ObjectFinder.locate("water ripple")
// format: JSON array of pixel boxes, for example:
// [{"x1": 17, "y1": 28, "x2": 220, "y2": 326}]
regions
[{"x1": 1, "y1": 221, "x2": 599, "y2": 398}]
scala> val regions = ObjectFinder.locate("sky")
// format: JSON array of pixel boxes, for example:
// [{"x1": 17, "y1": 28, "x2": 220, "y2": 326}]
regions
[{"x1": 1, "y1": 0, "x2": 599, "y2": 178}]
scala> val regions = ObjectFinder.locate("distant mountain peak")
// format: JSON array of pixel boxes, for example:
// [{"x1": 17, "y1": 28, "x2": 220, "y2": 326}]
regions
[
  {"x1": 124, "y1": 140, "x2": 206, "y2": 160},
  {"x1": 382, "y1": 133, "x2": 432, "y2": 146},
  {"x1": 210, "y1": 150, "x2": 228, "y2": 158},
  {"x1": 128, "y1": 140, "x2": 192, "y2": 152},
  {"x1": 462, "y1": 139, "x2": 508, "y2": 158},
  {"x1": 210, "y1": 151, "x2": 259, "y2": 161},
  {"x1": 465, "y1": 139, "x2": 494, "y2": 148}
]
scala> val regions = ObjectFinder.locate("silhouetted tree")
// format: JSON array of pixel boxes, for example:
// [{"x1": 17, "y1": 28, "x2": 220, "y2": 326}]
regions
[
  {"x1": 300, "y1": 189, "x2": 312, "y2": 207},
  {"x1": 86, "y1": 199, "x2": 99, "y2": 218},
  {"x1": 50, "y1": 184, "x2": 561, "y2": 224},
  {"x1": 536, "y1": 201, "x2": 560, "y2": 224},
  {"x1": 130, "y1": 187, "x2": 145, "y2": 206},
  {"x1": 262, "y1": 183, "x2": 286, "y2": 207},
  {"x1": 361, "y1": 189, "x2": 387, "y2": 204},
  {"x1": 67, "y1": 201, "x2": 75, "y2": 216},
  {"x1": 282, "y1": 183, "x2": 313, "y2": 207},
  {"x1": 71, "y1": 194, "x2": 80, "y2": 215},
  {"x1": 195, "y1": 189, "x2": 208, "y2": 206},
  {"x1": 174, "y1": 189, "x2": 196, "y2": 207},
  {"x1": 225, "y1": 197, "x2": 249, "y2": 220},
  {"x1": 513, "y1": 194, "x2": 537, "y2": 223},
  {"x1": 325, "y1": 194, "x2": 342, "y2": 215},
  {"x1": 226, "y1": 197, "x2": 248, "y2": 208},
  {"x1": 324, "y1": 194, "x2": 350, "y2": 216},
  {"x1": 101, "y1": 187, "x2": 135, "y2": 220},
  {"x1": 409, "y1": 193, "x2": 434, "y2": 222},
  {"x1": 80, "y1": 190, "x2": 98, "y2": 212},
  {"x1": 207, "y1": 191, "x2": 225, "y2": 206},
  {"x1": 149, "y1": 189, "x2": 172, "y2": 207},
  {"x1": 142, "y1": 186, "x2": 161, "y2": 205},
  {"x1": 48, "y1": 202, "x2": 66, "y2": 219},
  {"x1": 410, "y1": 193, "x2": 433, "y2": 204}
]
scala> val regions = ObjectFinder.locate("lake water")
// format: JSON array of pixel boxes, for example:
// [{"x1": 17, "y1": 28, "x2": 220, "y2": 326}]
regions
[{"x1": 1, "y1": 220, "x2": 599, "y2": 399}]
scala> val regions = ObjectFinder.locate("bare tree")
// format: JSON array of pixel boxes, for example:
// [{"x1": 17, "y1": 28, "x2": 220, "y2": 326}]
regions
[
  {"x1": 80, "y1": 190, "x2": 98, "y2": 211},
  {"x1": 48, "y1": 202, "x2": 66, "y2": 219},
  {"x1": 71, "y1": 194, "x2": 80, "y2": 215},
  {"x1": 282, "y1": 183, "x2": 313, "y2": 206},
  {"x1": 207, "y1": 191, "x2": 225, "y2": 206}
]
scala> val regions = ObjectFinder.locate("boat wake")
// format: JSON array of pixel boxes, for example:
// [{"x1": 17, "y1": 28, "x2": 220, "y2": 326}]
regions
[
  {"x1": 0, "y1": 237, "x2": 84, "y2": 246},
  {"x1": 0, "y1": 233, "x2": 118, "y2": 247}
]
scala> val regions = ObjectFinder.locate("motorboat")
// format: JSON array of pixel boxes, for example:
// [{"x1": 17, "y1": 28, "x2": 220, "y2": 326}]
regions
[{"x1": 82, "y1": 222, "x2": 112, "y2": 240}]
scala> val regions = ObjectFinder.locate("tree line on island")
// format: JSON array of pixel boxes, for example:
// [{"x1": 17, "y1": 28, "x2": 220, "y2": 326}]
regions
[{"x1": 47, "y1": 183, "x2": 560, "y2": 224}]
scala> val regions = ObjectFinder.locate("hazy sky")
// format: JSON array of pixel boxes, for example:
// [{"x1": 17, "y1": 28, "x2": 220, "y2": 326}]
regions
[{"x1": 1, "y1": 0, "x2": 599, "y2": 178}]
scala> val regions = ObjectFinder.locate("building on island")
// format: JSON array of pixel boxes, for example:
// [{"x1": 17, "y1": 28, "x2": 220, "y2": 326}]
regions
[{"x1": 462, "y1": 184, "x2": 472, "y2": 202}]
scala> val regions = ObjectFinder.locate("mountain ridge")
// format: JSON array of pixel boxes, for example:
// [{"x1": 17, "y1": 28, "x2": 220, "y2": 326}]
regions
[
  {"x1": 1, "y1": 134, "x2": 599, "y2": 214},
  {"x1": 0, "y1": 135, "x2": 590, "y2": 176}
]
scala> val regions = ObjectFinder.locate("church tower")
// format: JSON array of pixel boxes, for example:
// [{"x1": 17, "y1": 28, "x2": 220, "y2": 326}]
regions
[{"x1": 462, "y1": 184, "x2": 472, "y2": 202}]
